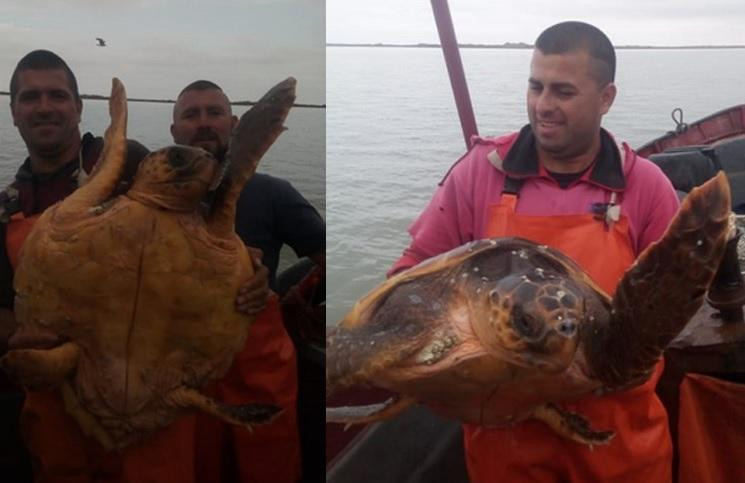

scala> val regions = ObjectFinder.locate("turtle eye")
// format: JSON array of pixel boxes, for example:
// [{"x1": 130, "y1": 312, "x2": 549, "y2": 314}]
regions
[
  {"x1": 511, "y1": 305, "x2": 542, "y2": 339},
  {"x1": 169, "y1": 148, "x2": 189, "y2": 168}
]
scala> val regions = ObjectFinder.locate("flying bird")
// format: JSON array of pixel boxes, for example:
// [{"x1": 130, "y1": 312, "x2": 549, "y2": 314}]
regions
[{"x1": 96, "y1": 38, "x2": 106, "y2": 47}]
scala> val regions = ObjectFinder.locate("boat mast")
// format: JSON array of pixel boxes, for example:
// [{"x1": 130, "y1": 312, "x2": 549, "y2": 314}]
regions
[{"x1": 430, "y1": 0, "x2": 478, "y2": 149}]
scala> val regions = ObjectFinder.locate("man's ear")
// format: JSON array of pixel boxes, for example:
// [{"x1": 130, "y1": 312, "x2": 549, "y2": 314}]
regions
[
  {"x1": 600, "y1": 82, "x2": 616, "y2": 115},
  {"x1": 231, "y1": 114, "x2": 238, "y2": 130}
]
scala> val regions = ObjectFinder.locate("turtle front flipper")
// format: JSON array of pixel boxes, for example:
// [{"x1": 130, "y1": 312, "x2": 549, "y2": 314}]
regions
[
  {"x1": 326, "y1": 396, "x2": 416, "y2": 428},
  {"x1": 208, "y1": 78, "x2": 296, "y2": 238},
  {"x1": 585, "y1": 172, "x2": 732, "y2": 387},
  {"x1": 166, "y1": 386, "x2": 281, "y2": 430},
  {"x1": 56, "y1": 78, "x2": 128, "y2": 221},
  {"x1": 0, "y1": 342, "x2": 80, "y2": 390},
  {"x1": 532, "y1": 403, "x2": 614, "y2": 447}
]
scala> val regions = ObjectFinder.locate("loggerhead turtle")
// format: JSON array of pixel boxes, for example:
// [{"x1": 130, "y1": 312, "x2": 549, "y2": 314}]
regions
[
  {"x1": 327, "y1": 172, "x2": 732, "y2": 445},
  {"x1": 0, "y1": 76, "x2": 296, "y2": 450}
]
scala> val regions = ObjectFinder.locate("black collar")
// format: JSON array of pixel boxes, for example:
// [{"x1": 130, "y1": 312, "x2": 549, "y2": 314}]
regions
[
  {"x1": 14, "y1": 132, "x2": 96, "y2": 184},
  {"x1": 501, "y1": 124, "x2": 626, "y2": 191}
]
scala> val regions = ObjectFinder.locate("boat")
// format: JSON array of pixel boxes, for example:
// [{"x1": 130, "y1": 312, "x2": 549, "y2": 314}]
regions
[
  {"x1": 637, "y1": 105, "x2": 745, "y2": 213},
  {"x1": 636, "y1": 105, "x2": 745, "y2": 158}
]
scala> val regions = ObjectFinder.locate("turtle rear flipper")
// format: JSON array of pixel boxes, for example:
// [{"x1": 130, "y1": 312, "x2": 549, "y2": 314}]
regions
[
  {"x1": 167, "y1": 386, "x2": 281, "y2": 430},
  {"x1": 0, "y1": 342, "x2": 80, "y2": 390},
  {"x1": 326, "y1": 396, "x2": 415, "y2": 428},
  {"x1": 532, "y1": 403, "x2": 614, "y2": 447}
]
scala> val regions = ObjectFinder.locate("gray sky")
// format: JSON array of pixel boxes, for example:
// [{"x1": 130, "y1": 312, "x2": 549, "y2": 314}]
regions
[
  {"x1": 0, "y1": 0, "x2": 324, "y2": 103},
  {"x1": 327, "y1": 0, "x2": 745, "y2": 46}
]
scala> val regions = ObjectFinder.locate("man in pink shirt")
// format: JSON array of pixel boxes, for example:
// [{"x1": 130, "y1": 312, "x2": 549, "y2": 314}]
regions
[{"x1": 390, "y1": 21, "x2": 679, "y2": 482}]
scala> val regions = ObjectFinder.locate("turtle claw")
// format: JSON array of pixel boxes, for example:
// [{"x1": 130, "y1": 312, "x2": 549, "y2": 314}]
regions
[
  {"x1": 532, "y1": 403, "x2": 615, "y2": 446},
  {"x1": 327, "y1": 395, "x2": 415, "y2": 427},
  {"x1": 167, "y1": 386, "x2": 281, "y2": 430}
]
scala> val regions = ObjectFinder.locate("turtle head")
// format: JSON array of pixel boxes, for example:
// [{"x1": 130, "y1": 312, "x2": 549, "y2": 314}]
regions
[
  {"x1": 128, "y1": 145, "x2": 219, "y2": 211},
  {"x1": 473, "y1": 271, "x2": 586, "y2": 372}
]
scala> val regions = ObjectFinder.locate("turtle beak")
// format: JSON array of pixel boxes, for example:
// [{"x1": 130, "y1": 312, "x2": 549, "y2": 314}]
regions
[{"x1": 555, "y1": 317, "x2": 578, "y2": 338}]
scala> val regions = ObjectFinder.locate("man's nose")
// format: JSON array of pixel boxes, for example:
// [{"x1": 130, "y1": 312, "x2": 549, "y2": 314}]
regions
[
  {"x1": 36, "y1": 94, "x2": 54, "y2": 113},
  {"x1": 534, "y1": 91, "x2": 556, "y2": 113}
]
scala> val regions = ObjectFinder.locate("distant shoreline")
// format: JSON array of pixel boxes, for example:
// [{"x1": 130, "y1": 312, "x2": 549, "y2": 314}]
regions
[
  {"x1": 0, "y1": 91, "x2": 325, "y2": 109},
  {"x1": 327, "y1": 42, "x2": 745, "y2": 50}
]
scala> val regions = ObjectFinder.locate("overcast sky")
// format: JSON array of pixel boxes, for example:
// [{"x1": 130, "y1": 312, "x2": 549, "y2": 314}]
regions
[
  {"x1": 327, "y1": 0, "x2": 745, "y2": 47},
  {"x1": 0, "y1": 0, "x2": 324, "y2": 103}
]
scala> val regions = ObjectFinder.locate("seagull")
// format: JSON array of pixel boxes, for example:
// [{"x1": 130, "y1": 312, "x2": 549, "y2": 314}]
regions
[{"x1": 96, "y1": 37, "x2": 106, "y2": 47}]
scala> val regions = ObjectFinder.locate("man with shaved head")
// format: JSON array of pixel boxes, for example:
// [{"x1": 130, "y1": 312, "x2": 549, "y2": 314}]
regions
[
  {"x1": 171, "y1": 79, "x2": 325, "y2": 482},
  {"x1": 390, "y1": 21, "x2": 679, "y2": 482}
]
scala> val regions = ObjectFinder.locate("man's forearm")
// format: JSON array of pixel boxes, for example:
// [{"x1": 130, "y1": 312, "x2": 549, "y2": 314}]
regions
[{"x1": 310, "y1": 249, "x2": 325, "y2": 273}]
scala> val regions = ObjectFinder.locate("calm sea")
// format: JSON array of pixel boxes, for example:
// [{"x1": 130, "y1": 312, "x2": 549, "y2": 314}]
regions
[
  {"x1": 0, "y1": 100, "x2": 326, "y2": 272},
  {"x1": 327, "y1": 46, "x2": 745, "y2": 325}
]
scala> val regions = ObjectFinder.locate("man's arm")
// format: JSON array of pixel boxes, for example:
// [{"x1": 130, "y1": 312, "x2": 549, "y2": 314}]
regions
[
  {"x1": 635, "y1": 161, "x2": 682, "y2": 254},
  {"x1": 388, "y1": 154, "x2": 477, "y2": 277},
  {"x1": 309, "y1": 249, "x2": 325, "y2": 273}
]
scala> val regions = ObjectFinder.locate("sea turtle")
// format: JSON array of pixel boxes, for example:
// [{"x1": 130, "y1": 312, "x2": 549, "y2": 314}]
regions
[
  {"x1": 0, "y1": 76, "x2": 296, "y2": 450},
  {"x1": 326, "y1": 172, "x2": 732, "y2": 445}
]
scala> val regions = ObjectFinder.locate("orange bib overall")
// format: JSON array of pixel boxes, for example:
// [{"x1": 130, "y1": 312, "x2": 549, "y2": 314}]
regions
[{"x1": 463, "y1": 191, "x2": 672, "y2": 482}]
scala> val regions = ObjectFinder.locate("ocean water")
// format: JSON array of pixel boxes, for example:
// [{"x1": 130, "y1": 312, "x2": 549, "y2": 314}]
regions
[
  {"x1": 327, "y1": 46, "x2": 745, "y2": 325},
  {"x1": 0, "y1": 100, "x2": 326, "y2": 272}
]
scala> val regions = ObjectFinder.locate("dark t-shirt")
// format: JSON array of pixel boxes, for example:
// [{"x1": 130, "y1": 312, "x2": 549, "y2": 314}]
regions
[
  {"x1": 234, "y1": 173, "x2": 325, "y2": 291},
  {"x1": 0, "y1": 133, "x2": 149, "y2": 309}
]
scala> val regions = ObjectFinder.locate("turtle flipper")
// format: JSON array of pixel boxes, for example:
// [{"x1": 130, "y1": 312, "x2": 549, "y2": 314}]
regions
[
  {"x1": 56, "y1": 78, "x2": 128, "y2": 220},
  {"x1": 532, "y1": 403, "x2": 614, "y2": 447},
  {"x1": 166, "y1": 386, "x2": 281, "y2": 430},
  {"x1": 586, "y1": 172, "x2": 732, "y2": 387},
  {"x1": 61, "y1": 382, "x2": 117, "y2": 450},
  {"x1": 326, "y1": 396, "x2": 415, "y2": 428},
  {"x1": 208, "y1": 78, "x2": 296, "y2": 237},
  {"x1": 0, "y1": 342, "x2": 80, "y2": 390}
]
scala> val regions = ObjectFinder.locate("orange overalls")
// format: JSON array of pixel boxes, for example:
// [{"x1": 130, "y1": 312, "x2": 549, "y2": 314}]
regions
[
  {"x1": 7, "y1": 213, "x2": 301, "y2": 482},
  {"x1": 462, "y1": 186, "x2": 672, "y2": 482}
]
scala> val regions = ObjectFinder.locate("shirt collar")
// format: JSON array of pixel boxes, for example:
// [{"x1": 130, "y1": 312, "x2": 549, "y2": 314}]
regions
[
  {"x1": 14, "y1": 132, "x2": 95, "y2": 185},
  {"x1": 501, "y1": 124, "x2": 626, "y2": 191}
]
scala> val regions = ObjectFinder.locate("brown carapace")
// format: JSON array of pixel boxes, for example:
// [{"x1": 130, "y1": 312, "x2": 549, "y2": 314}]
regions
[
  {"x1": 1, "y1": 76, "x2": 296, "y2": 450},
  {"x1": 327, "y1": 172, "x2": 732, "y2": 445}
]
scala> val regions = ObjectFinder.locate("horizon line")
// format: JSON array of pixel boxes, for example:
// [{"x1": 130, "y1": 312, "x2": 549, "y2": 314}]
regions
[
  {"x1": 0, "y1": 92, "x2": 325, "y2": 109},
  {"x1": 327, "y1": 42, "x2": 745, "y2": 50}
]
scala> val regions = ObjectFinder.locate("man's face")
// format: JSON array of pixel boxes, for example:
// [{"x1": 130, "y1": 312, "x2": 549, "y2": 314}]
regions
[
  {"x1": 171, "y1": 88, "x2": 237, "y2": 161},
  {"x1": 11, "y1": 69, "x2": 82, "y2": 157},
  {"x1": 527, "y1": 49, "x2": 616, "y2": 161}
]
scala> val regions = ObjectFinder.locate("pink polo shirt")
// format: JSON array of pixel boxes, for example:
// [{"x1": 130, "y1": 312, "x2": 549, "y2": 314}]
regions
[{"x1": 390, "y1": 129, "x2": 680, "y2": 275}]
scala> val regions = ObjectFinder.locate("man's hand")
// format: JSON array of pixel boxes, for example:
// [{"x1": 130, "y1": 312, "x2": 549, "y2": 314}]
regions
[{"x1": 236, "y1": 247, "x2": 271, "y2": 315}]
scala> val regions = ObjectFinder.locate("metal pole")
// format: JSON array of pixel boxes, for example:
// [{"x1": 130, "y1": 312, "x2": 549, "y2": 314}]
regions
[{"x1": 430, "y1": 0, "x2": 478, "y2": 148}]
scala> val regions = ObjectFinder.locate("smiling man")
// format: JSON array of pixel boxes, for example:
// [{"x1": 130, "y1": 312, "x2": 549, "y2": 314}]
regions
[
  {"x1": 389, "y1": 22, "x2": 680, "y2": 482},
  {"x1": 170, "y1": 79, "x2": 326, "y2": 482}
]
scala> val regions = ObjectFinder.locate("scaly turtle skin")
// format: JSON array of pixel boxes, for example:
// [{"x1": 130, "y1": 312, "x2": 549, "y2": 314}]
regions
[
  {"x1": 0, "y1": 77, "x2": 296, "y2": 450},
  {"x1": 327, "y1": 172, "x2": 732, "y2": 445}
]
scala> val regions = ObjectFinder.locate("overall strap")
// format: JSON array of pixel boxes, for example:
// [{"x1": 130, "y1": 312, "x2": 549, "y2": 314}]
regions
[{"x1": 499, "y1": 176, "x2": 525, "y2": 212}]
